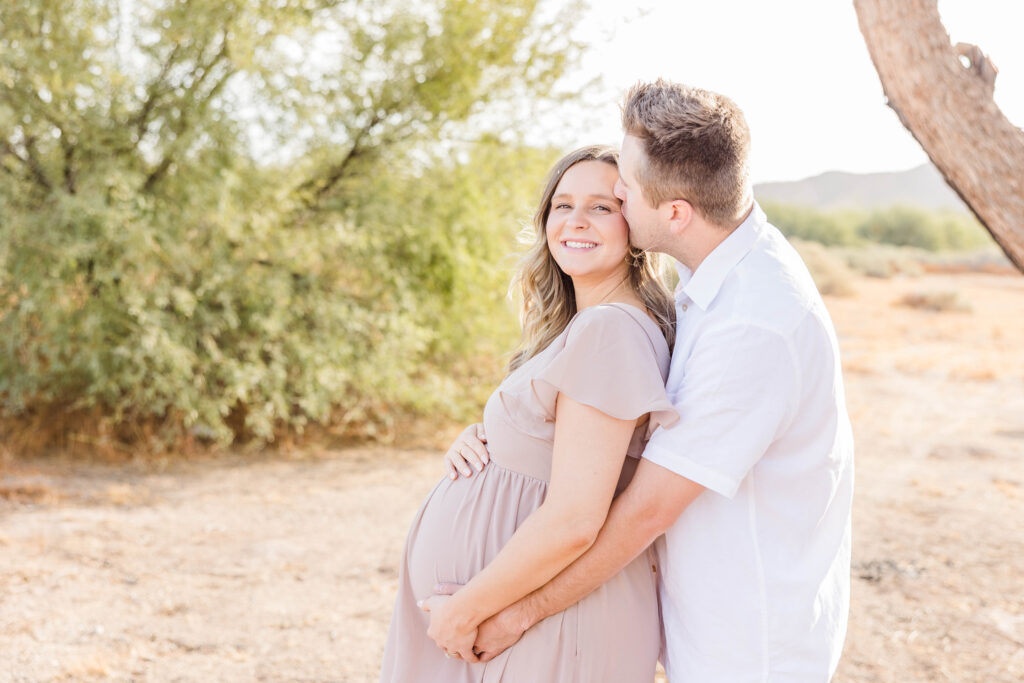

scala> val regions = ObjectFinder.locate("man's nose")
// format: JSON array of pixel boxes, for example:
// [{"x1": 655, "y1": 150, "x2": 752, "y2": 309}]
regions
[{"x1": 613, "y1": 179, "x2": 626, "y2": 201}]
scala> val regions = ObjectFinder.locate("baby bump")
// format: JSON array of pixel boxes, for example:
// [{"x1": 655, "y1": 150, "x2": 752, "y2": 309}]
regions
[{"x1": 404, "y1": 463, "x2": 548, "y2": 601}]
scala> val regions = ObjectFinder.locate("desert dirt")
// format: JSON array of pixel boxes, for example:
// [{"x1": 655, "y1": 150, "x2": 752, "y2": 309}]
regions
[{"x1": 2, "y1": 272, "x2": 1023, "y2": 682}]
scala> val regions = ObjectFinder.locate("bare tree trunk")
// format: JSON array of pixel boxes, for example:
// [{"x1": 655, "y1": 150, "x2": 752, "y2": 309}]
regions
[{"x1": 853, "y1": 0, "x2": 1024, "y2": 273}]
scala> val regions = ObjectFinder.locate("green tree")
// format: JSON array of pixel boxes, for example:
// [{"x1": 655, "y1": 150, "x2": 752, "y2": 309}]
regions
[{"x1": 0, "y1": 0, "x2": 581, "y2": 450}]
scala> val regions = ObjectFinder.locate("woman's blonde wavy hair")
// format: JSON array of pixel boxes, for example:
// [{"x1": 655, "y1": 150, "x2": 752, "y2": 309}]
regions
[{"x1": 507, "y1": 145, "x2": 676, "y2": 374}]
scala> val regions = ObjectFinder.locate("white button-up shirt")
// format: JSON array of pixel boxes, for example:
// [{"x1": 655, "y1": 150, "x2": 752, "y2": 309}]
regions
[{"x1": 643, "y1": 202, "x2": 854, "y2": 682}]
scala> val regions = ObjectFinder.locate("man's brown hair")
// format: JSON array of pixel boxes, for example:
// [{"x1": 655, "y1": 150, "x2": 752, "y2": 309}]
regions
[{"x1": 622, "y1": 80, "x2": 751, "y2": 227}]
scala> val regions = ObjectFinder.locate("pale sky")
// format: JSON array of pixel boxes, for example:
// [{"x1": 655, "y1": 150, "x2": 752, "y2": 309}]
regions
[{"x1": 561, "y1": 0, "x2": 1023, "y2": 184}]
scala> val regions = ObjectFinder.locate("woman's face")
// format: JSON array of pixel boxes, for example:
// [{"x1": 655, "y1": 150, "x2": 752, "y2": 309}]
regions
[{"x1": 545, "y1": 161, "x2": 630, "y2": 283}]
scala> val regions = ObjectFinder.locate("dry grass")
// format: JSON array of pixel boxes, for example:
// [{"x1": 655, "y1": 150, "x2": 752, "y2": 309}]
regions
[
  {"x1": 0, "y1": 405, "x2": 195, "y2": 462},
  {"x1": 0, "y1": 395, "x2": 470, "y2": 465},
  {"x1": 919, "y1": 246, "x2": 1017, "y2": 275},
  {"x1": 0, "y1": 481, "x2": 66, "y2": 504}
]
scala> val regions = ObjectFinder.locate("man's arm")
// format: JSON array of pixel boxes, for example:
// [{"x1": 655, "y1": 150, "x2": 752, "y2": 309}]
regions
[{"x1": 471, "y1": 457, "x2": 704, "y2": 661}]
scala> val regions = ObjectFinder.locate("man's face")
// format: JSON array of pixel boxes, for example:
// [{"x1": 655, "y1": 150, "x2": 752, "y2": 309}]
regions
[{"x1": 615, "y1": 135, "x2": 666, "y2": 252}]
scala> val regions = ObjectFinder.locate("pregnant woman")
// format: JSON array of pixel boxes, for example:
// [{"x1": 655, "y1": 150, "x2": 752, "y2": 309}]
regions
[{"x1": 380, "y1": 145, "x2": 678, "y2": 682}]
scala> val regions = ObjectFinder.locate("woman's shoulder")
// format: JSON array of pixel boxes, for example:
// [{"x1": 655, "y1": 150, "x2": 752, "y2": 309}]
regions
[{"x1": 568, "y1": 303, "x2": 670, "y2": 356}]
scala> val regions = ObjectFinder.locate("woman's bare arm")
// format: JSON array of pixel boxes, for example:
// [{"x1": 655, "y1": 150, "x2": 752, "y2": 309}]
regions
[{"x1": 421, "y1": 392, "x2": 637, "y2": 659}]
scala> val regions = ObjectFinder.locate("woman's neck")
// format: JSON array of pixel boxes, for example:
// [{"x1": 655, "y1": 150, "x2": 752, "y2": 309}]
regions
[{"x1": 573, "y1": 271, "x2": 640, "y2": 311}]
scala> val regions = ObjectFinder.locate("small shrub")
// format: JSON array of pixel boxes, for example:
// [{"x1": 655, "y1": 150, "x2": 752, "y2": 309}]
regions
[
  {"x1": 841, "y1": 245, "x2": 925, "y2": 278},
  {"x1": 789, "y1": 239, "x2": 856, "y2": 296},
  {"x1": 897, "y1": 291, "x2": 972, "y2": 313}
]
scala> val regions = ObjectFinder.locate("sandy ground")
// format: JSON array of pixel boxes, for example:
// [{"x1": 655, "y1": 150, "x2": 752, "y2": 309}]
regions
[{"x1": 2, "y1": 273, "x2": 1023, "y2": 682}]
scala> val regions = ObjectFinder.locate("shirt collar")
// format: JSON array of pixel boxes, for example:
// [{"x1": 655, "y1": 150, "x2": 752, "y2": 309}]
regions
[{"x1": 676, "y1": 201, "x2": 766, "y2": 310}]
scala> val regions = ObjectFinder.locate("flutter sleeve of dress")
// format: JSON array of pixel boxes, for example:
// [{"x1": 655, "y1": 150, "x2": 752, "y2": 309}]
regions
[{"x1": 529, "y1": 305, "x2": 679, "y2": 435}]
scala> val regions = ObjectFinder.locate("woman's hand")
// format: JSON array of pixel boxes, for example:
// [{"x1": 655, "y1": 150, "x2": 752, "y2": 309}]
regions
[
  {"x1": 419, "y1": 595, "x2": 480, "y2": 662},
  {"x1": 444, "y1": 423, "x2": 489, "y2": 479},
  {"x1": 432, "y1": 582, "x2": 530, "y2": 662}
]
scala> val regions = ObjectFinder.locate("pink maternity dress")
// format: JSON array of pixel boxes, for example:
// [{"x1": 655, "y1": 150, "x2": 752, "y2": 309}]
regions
[{"x1": 380, "y1": 303, "x2": 678, "y2": 682}]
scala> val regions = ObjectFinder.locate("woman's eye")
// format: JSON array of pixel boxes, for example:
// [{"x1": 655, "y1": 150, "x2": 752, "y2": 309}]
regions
[
  {"x1": 554, "y1": 203, "x2": 571, "y2": 210},
  {"x1": 594, "y1": 205, "x2": 611, "y2": 212}
]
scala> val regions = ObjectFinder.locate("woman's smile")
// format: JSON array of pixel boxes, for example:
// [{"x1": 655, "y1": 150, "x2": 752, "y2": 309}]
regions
[{"x1": 561, "y1": 239, "x2": 599, "y2": 250}]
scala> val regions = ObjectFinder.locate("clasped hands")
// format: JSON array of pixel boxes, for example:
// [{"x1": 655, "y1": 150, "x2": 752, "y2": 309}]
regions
[{"x1": 418, "y1": 583, "x2": 527, "y2": 663}]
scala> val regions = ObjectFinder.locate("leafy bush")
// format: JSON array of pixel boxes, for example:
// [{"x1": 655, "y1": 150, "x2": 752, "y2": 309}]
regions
[
  {"x1": 1, "y1": 139, "x2": 558, "y2": 449},
  {"x1": 0, "y1": 0, "x2": 575, "y2": 452}
]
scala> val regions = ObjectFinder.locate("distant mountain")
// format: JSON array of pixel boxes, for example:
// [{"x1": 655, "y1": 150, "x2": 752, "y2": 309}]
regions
[{"x1": 754, "y1": 163, "x2": 969, "y2": 212}]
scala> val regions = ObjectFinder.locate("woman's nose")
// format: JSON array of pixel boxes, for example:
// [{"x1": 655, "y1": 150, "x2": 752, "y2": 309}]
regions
[{"x1": 568, "y1": 207, "x2": 588, "y2": 228}]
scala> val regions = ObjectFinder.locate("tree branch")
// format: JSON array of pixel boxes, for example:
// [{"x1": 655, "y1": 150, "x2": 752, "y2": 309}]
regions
[
  {"x1": 0, "y1": 84, "x2": 79, "y2": 193},
  {"x1": 854, "y1": 0, "x2": 1024, "y2": 272},
  {"x1": 6, "y1": 136, "x2": 54, "y2": 192},
  {"x1": 954, "y1": 42, "x2": 997, "y2": 97},
  {"x1": 131, "y1": 43, "x2": 184, "y2": 144},
  {"x1": 188, "y1": 33, "x2": 230, "y2": 99},
  {"x1": 62, "y1": 140, "x2": 76, "y2": 194},
  {"x1": 0, "y1": 141, "x2": 19, "y2": 180},
  {"x1": 301, "y1": 113, "x2": 381, "y2": 205},
  {"x1": 142, "y1": 156, "x2": 173, "y2": 193},
  {"x1": 140, "y1": 34, "x2": 235, "y2": 194}
]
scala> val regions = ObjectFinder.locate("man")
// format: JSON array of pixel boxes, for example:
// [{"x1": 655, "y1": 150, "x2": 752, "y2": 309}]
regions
[{"x1": 429, "y1": 80, "x2": 854, "y2": 681}]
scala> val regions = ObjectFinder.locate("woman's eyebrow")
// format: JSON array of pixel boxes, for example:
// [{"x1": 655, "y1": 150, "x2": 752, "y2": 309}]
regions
[{"x1": 552, "y1": 193, "x2": 619, "y2": 202}]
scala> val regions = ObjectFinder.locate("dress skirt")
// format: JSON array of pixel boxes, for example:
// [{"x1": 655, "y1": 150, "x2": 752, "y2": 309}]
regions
[{"x1": 380, "y1": 461, "x2": 661, "y2": 683}]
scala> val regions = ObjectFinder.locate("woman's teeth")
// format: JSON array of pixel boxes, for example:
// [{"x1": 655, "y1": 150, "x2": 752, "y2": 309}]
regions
[{"x1": 565, "y1": 241, "x2": 597, "y2": 249}]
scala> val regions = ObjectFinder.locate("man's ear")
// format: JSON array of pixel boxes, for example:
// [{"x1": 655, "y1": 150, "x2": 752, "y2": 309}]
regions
[{"x1": 665, "y1": 199, "x2": 694, "y2": 237}]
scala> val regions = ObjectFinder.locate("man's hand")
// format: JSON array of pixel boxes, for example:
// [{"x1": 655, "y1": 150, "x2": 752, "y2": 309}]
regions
[
  {"x1": 434, "y1": 582, "x2": 532, "y2": 663},
  {"x1": 418, "y1": 594, "x2": 479, "y2": 662},
  {"x1": 474, "y1": 603, "x2": 530, "y2": 661}
]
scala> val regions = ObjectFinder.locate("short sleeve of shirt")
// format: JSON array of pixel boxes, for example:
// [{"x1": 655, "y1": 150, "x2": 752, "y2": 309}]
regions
[
  {"x1": 530, "y1": 306, "x2": 679, "y2": 431},
  {"x1": 642, "y1": 322, "x2": 800, "y2": 498}
]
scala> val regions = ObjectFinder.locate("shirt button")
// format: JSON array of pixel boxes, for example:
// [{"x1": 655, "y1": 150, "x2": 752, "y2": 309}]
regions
[{"x1": 681, "y1": 304, "x2": 688, "y2": 312}]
